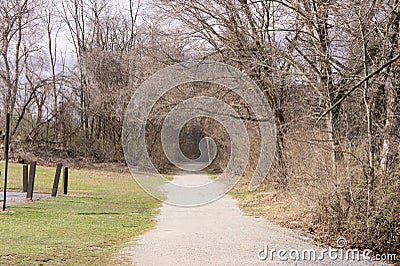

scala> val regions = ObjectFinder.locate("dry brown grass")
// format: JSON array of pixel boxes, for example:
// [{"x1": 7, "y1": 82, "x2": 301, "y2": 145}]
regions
[{"x1": 230, "y1": 131, "x2": 400, "y2": 264}]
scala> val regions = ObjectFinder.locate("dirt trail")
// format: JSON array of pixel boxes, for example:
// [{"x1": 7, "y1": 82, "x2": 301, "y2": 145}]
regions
[{"x1": 117, "y1": 172, "x2": 376, "y2": 265}]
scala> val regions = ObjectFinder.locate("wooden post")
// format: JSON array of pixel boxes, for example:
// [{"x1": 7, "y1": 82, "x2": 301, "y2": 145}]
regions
[
  {"x1": 51, "y1": 163, "x2": 63, "y2": 197},
  {"x1": 2, "y1": 113, "x2": 10, "y2": 211},
  {"x1": 26, "y1": 161, "x2": 37, "y2": 200},
  {"x1": 63, "y1": 167, "x2": 68, "y2": 195},
  {"x1": 23, "y1": 164, "x2": 28, "y2": 192}
]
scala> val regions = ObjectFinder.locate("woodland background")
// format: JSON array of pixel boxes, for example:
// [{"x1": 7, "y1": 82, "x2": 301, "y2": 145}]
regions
[{"x1": 0, "y1": 0, "x2": 399, "y2": 256}]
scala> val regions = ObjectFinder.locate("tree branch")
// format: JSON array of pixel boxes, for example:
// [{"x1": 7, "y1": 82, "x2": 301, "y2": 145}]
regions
[{"x1": 316, "y1": 53, "x2": 400, "y2": 123}]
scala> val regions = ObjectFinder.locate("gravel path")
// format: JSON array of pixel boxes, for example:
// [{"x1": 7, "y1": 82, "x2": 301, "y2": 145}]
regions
[
  {"x1": 117, "y1": 172, "x2": 378, "y2": 265},
  {"x1": 0, "y1": 191, "x2": 51, "y2": 206}
]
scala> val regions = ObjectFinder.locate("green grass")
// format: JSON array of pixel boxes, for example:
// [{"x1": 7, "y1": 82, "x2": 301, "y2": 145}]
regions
[
  {"x1": 0, "y1": 162, "x2": 160, "y2": 265},
  {"x1": 207, "y1": 173, "x2": 218, "y2": 180},
  {"x1": 163, "y1": 174, "x2": 174, "y2": 181}
]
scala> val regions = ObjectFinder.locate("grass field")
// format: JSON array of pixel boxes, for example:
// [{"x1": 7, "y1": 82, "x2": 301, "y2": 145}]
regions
[{"x1": 0, "y1": 162, "x2": 160, "y2": 265}]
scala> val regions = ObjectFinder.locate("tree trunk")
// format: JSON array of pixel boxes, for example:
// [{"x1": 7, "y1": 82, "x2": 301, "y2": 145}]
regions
[
  {"x1": 381, "y1": 71, "x2": 400, "y2": 172},
  {"x1": 381, "y1": 4, "x2": 400, "y2": 173},
  {"x1": 314, "y1": 1, "x2": 344, "y2": 167},
  {"x1": 275, "y1": 107, "x2": 288, "y2": 186}
]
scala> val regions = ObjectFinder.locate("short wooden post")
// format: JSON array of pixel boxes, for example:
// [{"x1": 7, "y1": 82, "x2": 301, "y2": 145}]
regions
[
  {"x1": 22, "y1": 164, "x2": 28, "y2": 192},
  {"x1": 63, "y1": 167, "x2": 68, "y2": 195},
  {"x1": 51, "y1": 163, "x2": 63, "y2": 197},
  {"x1": 26, "y1": 161, "x2": 37, "y2": 200}
]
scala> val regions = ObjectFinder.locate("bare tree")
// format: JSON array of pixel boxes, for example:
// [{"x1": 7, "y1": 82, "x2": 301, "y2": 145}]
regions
[{"x1": 380, "y1": 0, "x2": 400, "y2": 173}]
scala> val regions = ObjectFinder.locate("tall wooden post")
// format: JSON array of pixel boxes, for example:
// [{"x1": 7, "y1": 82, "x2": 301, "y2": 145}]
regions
[{"x1": 2, "y1": 113, "x2": 10, "y2": 211}]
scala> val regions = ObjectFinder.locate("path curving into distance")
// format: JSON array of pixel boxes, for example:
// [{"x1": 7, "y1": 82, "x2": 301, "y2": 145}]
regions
[{"x1": 116, "y1": 172, "x2": 378, "y2": 266}]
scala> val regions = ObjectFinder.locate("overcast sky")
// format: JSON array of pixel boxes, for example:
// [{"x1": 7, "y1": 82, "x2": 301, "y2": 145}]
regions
[{"x1": 52, "y1": 0, "x2": 143, "y2": 71}]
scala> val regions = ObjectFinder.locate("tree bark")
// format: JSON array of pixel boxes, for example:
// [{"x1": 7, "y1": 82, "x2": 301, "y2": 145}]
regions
[{"x1": 381, "y1": 3, "x2": 400, "y2": 173}]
